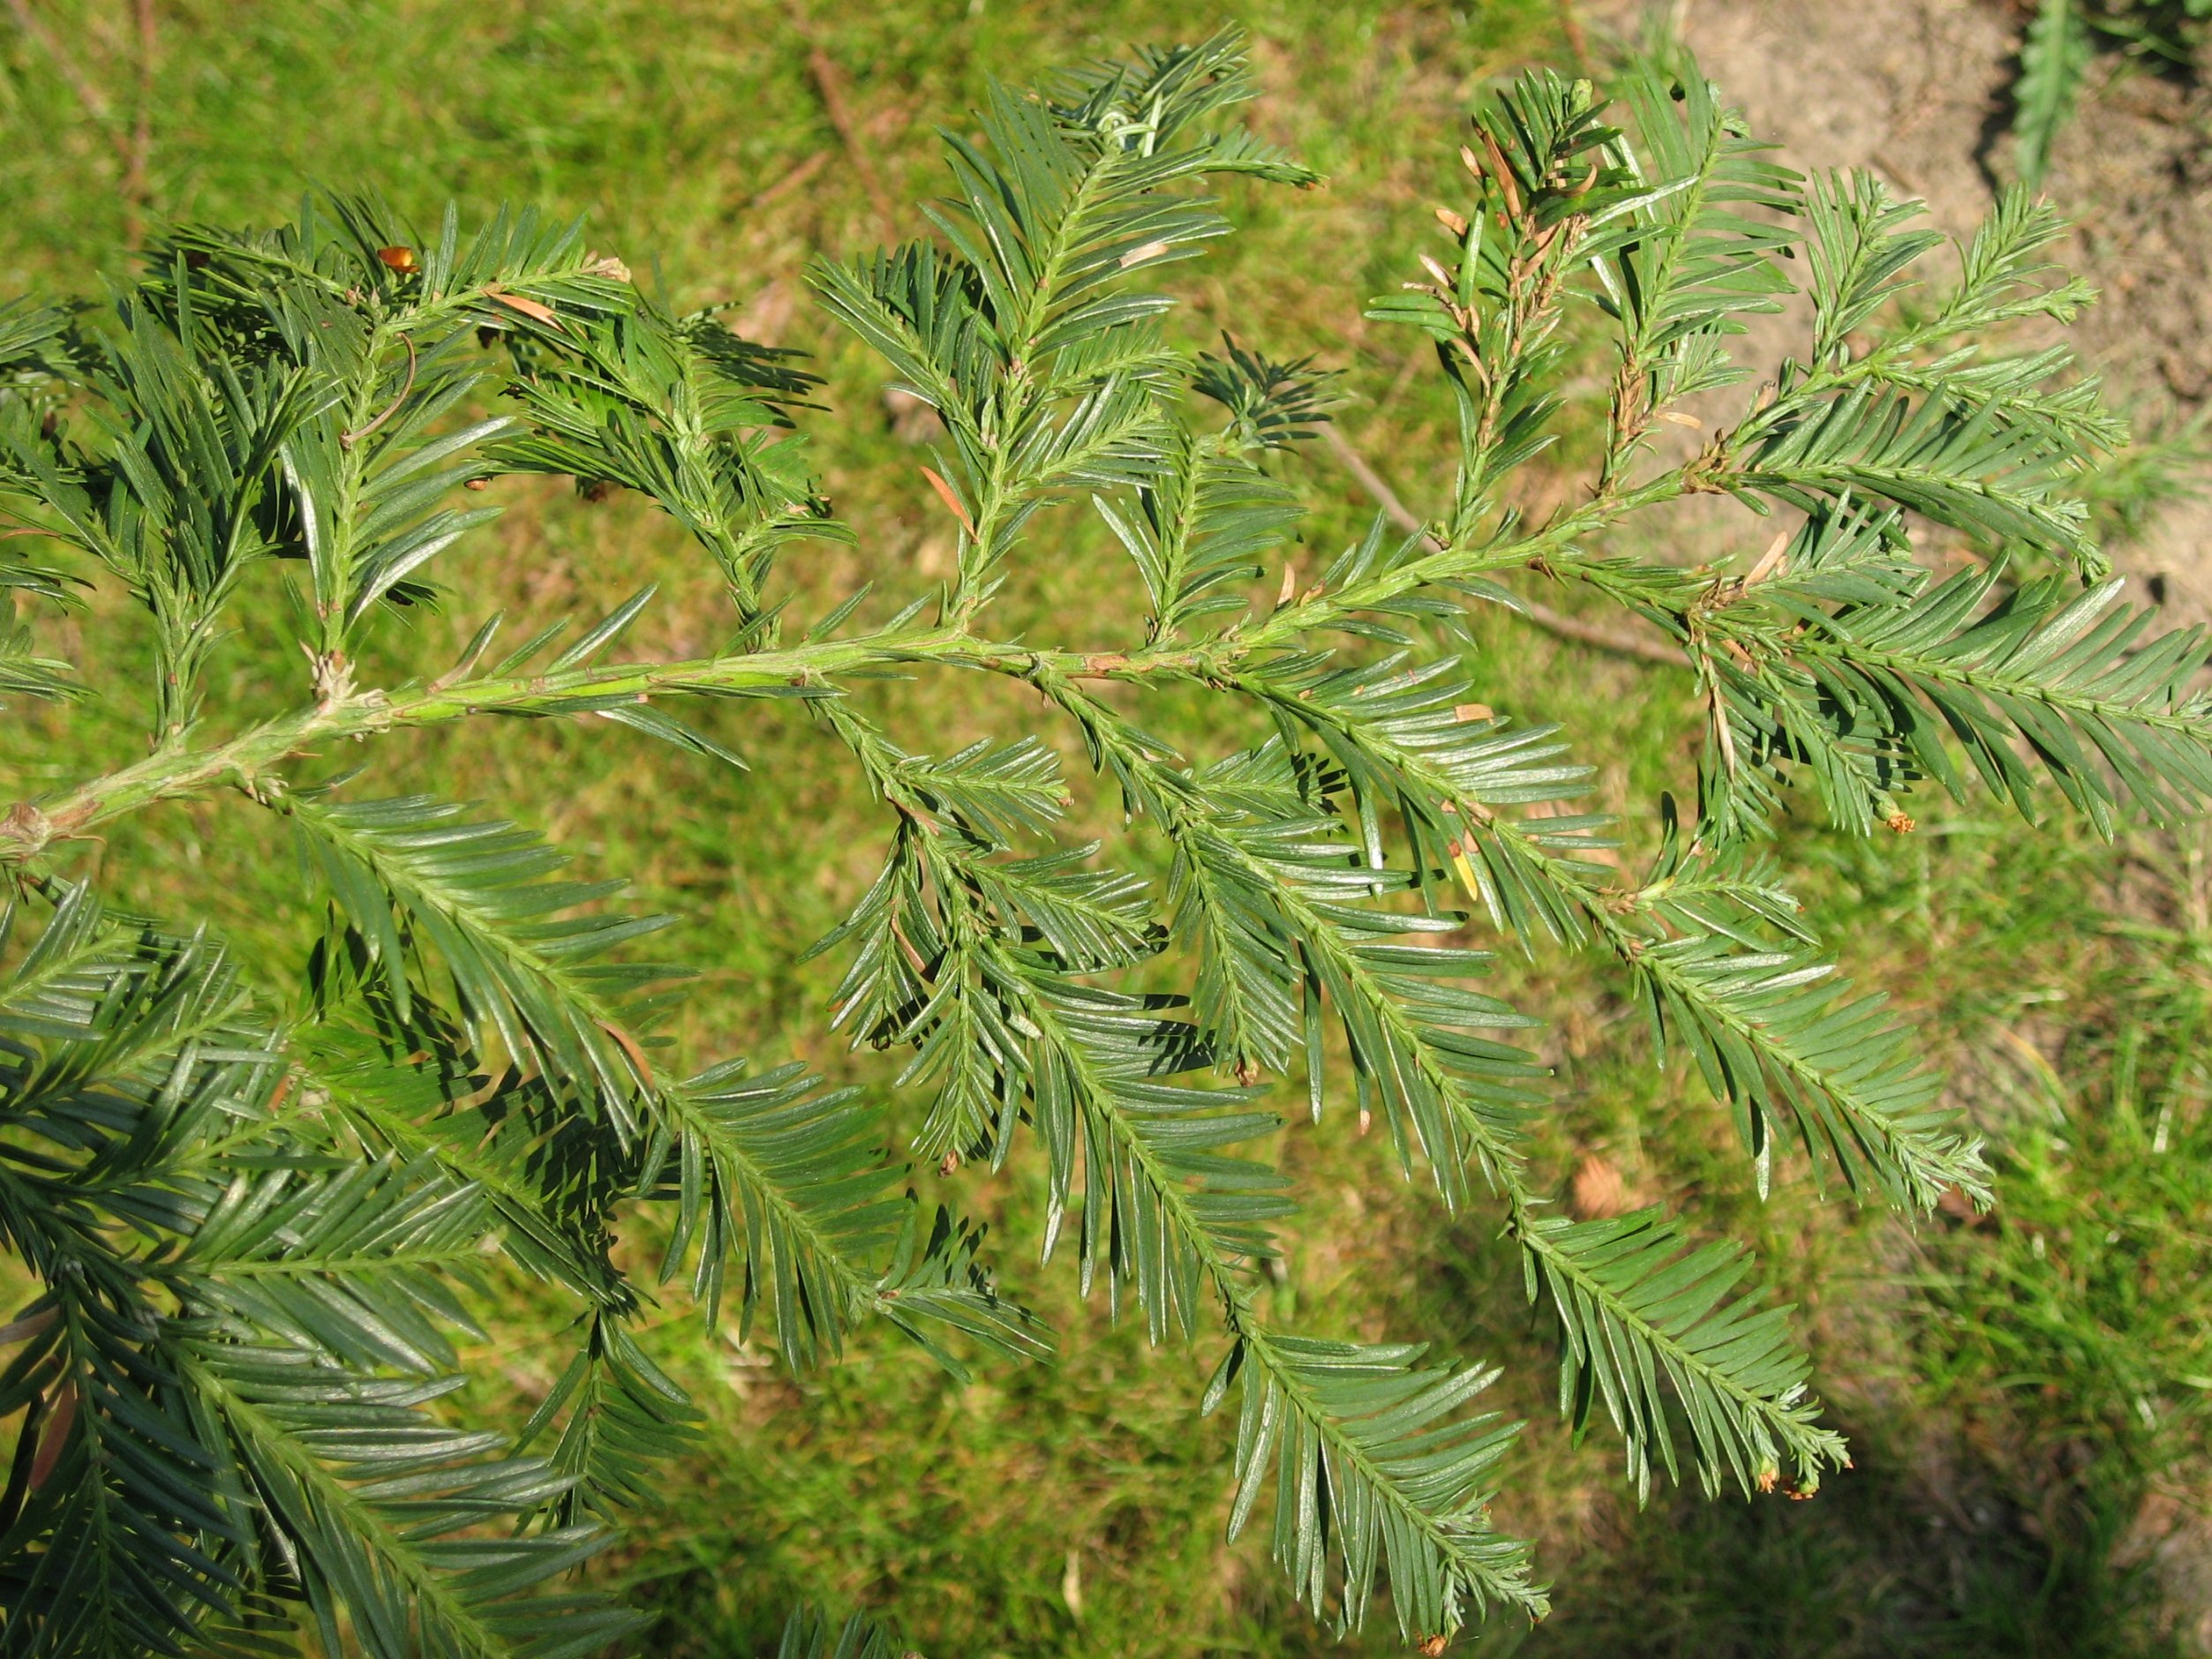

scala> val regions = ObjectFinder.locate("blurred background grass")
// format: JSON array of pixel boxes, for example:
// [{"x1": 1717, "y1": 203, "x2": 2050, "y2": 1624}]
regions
[{"x1": 5, "y1": 2, "x2": 2212, "y2": 1654}]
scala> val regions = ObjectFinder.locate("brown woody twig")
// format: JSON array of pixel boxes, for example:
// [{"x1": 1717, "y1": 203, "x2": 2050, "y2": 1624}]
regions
[
  {"x1": 123, "y1": 0, "x2": 156, "y2": 244},
  {"x1": 790, "y1": 11, "x2": 899, "y2": 241},
  {"x1": 5, "y1": 0, "x2": 158, "y2": 244},
  {"x1": 1319, "y1": 423, "x2": 1685, "y2": 666}
]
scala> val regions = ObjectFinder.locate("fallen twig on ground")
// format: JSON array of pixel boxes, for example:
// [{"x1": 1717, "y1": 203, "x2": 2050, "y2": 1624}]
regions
[
  {"x1": 1320, "y1": 423, "x2": 1686, "y2": 666},
  {"x1": 5, "y1": 0, "x2": 158, "y2": 244},
  {"x1": 792, "y1": 13, "x2": 899, "y2": 241},
  {"x1": 123, "y1": 0, "x2": 156, "y2": 244}
]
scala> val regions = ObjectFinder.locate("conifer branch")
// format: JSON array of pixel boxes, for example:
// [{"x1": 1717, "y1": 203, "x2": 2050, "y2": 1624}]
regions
[{"x1": 0, "y1": 34, "x2": 2187, "y2": 1650}]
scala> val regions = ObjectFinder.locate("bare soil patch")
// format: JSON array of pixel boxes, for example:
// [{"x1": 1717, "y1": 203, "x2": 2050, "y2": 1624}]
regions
[{"x1": 1591, "y1": 0, "x2": 2212, "y2": 612}]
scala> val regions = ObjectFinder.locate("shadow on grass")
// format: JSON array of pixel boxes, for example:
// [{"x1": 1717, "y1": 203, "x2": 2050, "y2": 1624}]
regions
[{"x1": 1486, "y1": 1427, "x2": 2178, "y2": 1659}]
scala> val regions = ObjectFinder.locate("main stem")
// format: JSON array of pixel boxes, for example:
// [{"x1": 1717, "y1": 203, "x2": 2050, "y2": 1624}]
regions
[{"x1": 1, "y1": 475, "x2": 1663, "y2": 869}]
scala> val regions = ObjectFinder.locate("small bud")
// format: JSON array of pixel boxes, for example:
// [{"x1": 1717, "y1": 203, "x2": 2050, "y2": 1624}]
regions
[
  {"x1": 377, "y1": 245, "x2": 419, "y2": 274},
  {"x1": 2, "y1": 799, "x2": 52, "y2": 853},
  {"x1": 1886, "y1": 810, "x2": 1915, "y2": 834},
  {"x1": 463, "y1": 477, "x2": 489, "y2": 492}
]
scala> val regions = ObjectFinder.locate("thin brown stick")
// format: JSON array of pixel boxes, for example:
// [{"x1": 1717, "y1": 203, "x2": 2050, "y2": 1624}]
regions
[
  {"x1": 6, "y1": 0, "x2": 157, "y2": 244},
  {"x1": 1359, "y1": 338, "x2": 1434, "y2": 439},
  {"x1": 1507, "y1": 589, "x2": 1688, "y2": 664},
  {"x1": 1319, "y1": 422, "x2": 1685, "y2": 667},
  {"x1": 792, "y1": 17, "x2": 899, "y2": 241},
  {"x1": 1557, "y1": 0, "x2": 1592, "y2": 71},
  {"x1": 749, "y1": 147, "x2": 831, "y2": 210},
  {"x1": 122, "y1": 0, "x2": 156, "y2": 245},
  {"x1": 4, "y1": 0, "x2": 111, "y2": 123}
]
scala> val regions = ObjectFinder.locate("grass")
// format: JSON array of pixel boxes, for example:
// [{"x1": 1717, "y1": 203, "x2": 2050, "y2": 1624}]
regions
[{"x1": 5, "y1": 1, "x2": 2212, "y2": 1653}]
